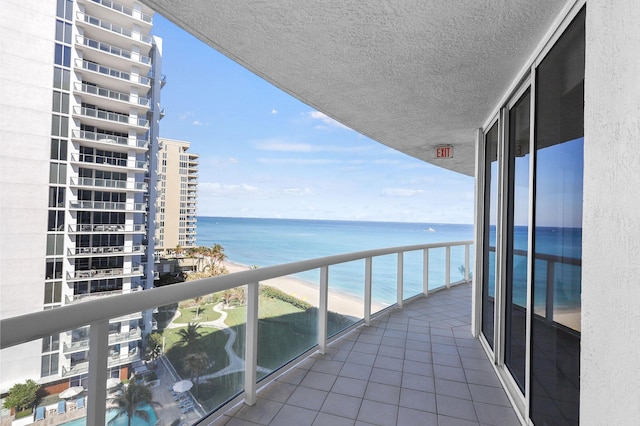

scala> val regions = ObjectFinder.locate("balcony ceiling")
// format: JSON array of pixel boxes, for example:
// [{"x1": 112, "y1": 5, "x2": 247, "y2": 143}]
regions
[{"x1": 142, "y1": 0, "x2": 568, "y2": 176}]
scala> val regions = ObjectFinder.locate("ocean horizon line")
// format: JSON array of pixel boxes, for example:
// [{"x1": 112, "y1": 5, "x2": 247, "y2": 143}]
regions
[{"x1": 196, "y1": 215, "x2": 474, "y2": 227}]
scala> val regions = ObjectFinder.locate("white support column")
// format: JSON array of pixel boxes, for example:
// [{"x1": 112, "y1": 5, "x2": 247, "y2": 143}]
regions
[
  {"x1": 445, "y1": 246, "x2": 451, "y2": 289},
  {"x1": 318, "y1": 266, "x2": 329, "y2": 354},
  {"x1": 423, "y1": 249, "x2": 429, "y2": 296},
  {"x1": 244, "y1": 282, "x2": 259, "y2": 406},
  {"x1": 87, "y1": 319, "x2": 109, "y2": 426},
  {"x1": 364, "y1": 257, "x2": 372, "y2": 325},
  {"x1": 397, "y1": 252, "x2": 404, "y2": 308}
]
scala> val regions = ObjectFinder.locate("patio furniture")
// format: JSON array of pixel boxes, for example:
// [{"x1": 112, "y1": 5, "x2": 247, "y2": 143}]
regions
[
  {"x1": 35, "y1": 406, "x2": 45, "y2": 421},
  {"x1": 76, "y1": 397, "x2": 85, "y2": 410},
  {"x1": 57, "y1": 401, "x2": 66, "y2": 415}
]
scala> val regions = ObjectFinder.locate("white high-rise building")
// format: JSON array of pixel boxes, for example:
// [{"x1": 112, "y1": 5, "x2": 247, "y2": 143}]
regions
[{"x1": 0, "y1": 0, "x2": 162, "y2": 392}]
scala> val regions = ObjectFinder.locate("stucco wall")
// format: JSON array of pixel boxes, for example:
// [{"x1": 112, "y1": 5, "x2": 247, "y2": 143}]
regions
[
  {"x1": 0, "y1": 0, "x2": 56, "y2": 392},
  {"x1": 582, "y1": 0, "x2": 640, "y2": 423}
]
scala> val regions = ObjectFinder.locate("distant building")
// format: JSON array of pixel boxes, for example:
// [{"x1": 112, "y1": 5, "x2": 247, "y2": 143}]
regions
[
  {"x1": 0, "y1": 0, "x2": 162, "y2": 392},
  {"x1": 155, "y1": 138, "x2": 198, "y2": 254}
]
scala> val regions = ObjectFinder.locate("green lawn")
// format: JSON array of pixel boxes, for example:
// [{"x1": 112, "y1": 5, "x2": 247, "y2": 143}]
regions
[
  {"x1": 161, "y1": 290, "x2": 356, "y2": 412},
  {"x1": 171, "y1": 304, "x2": 222, "y2": 324}
]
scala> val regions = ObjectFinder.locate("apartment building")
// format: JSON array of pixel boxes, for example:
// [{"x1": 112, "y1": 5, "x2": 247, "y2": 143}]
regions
[
  {"x1": 0, "y1": 0, "x2": 162, "y2": 393},
  {"x1": 155, "y1": 138, "x2": 198, "y2": 254}
]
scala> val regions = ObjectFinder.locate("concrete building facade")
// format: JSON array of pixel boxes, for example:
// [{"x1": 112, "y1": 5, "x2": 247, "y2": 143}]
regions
[
  {"x1": 0, "y1": 0, "x2": 162, "y2": 393},
  {"x1": 154, "y1": 138, "x2": 198, "y2": 254}
]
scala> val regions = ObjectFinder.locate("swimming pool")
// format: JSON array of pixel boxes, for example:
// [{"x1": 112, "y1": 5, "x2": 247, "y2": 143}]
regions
[{"x1": 61, "y1": 404, "x2": 158, "y2": 426}]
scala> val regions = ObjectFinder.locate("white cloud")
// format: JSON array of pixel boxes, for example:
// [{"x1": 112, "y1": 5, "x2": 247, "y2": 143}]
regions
[
  {"x1": 283, "y1": 187, "x2": 313, "y2": 195},
  {"x1": 178, "y1": 111, "x2": 193, "y2": 120},
  {"x1": 271, "y1": 109, "x2": 278, "y2": 114},
  {"x1": 200, "y1": 182, "x2": 259, "y2": 196},
  {"x1": 192, "y1": 120, "x2": 204, "y2": 126},
  {"x1": 381, "y1": 188, "x2": 425, "y2": 197},
  {"x1": 256, "y1": 158, "x2": 340, "y2": 166},
  {"x1": 254, "y1": 139, "x2": 368, "y2": 153},
  {"x1": 308, "y1": 111, "x2": 352, "y2": 130}
]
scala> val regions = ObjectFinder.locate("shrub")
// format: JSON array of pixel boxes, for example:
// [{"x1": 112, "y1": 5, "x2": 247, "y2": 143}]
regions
[{"x1": 2, "y1": 379, "x2": 40, "y2": 412}]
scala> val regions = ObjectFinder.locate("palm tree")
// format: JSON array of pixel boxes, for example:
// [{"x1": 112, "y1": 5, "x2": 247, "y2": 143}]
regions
[
  {"x1": 183, "y1": 352, "x2": 210, "y2": 397},
  {"x1": 109, "y1": 382, "x2": 158, "y2": 426},
  {"x1": 176, "y1": 322, "x2": 203, "y2": 348}
]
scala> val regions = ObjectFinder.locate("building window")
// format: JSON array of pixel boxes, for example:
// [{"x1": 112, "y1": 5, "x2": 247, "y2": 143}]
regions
[
  {"x1": 45, "y1": 258, "x2": 63, "y2": 280},
  {"x1": 56, "y1": 0, "x2": 73, "y2": 20},
  {"x1": 54, "y1": 44, "x2": 71, "y2": 67},
  {"x1": 55, "y1": 20, "x2": 72, "y2": 44},
  {"x1": 41, "y1": 353, "x2": 59, "y2": 377},
  {"x1": 50, "y1": 139, "x2": 67, "y2": 160},
  {"x1": 53, "y1": 67, "x2": 71, "y2": 90},
  {"x1": 51, "y1": 114, "x2": 69, "y2": 137},
  {"x1": 49, "y1": 162, "x2": 66, "y2": 184},
  {"x1": 52, "y1": 91, "x2": 70, "y2": 114},
  {"x1": 44, "y1": 281, "x2": 62, "y2": 305},
  {"x1": 48, "y1": 186, "x2": 65, "y2": 208},
  {"x1": 46, "y1": 234, "x2": 64, "y2": 256}
]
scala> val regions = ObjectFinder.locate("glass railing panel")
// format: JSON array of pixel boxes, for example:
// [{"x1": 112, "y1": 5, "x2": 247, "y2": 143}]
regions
[
  {"x1": 327, "y1": 259, "x2": 365, "y2": 334},
  {"x1": 152, "y1": 292, "x2": 243, "y2": 418},
  {"x1": 402, "y1": 250, "x2": 425, "y2": 300},
  {"x1": 257, "y1": 273, "x2": 320, "y2": 372},
  {"x1": 449, "y1": 244, "x2": 469, "y2": 285},
  {"x1": 427, "y1": 247, "x2": 446, "y2": 290}
]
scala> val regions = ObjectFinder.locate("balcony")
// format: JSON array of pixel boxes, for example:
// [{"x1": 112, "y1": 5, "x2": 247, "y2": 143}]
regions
[
  {"x1": 74, "y1": 82, "x2": 150, "y2": 111},
  {"x1": 77, "y1": 35, "x2": 151, "y2": 70},
  {"x1": 67, "y1": 223, "x2": 146, "y2": 234},
  {"x1": 70, "y1": 152, "x2": 148, "y2": 172},
  {"x1": 70, "y1": 176, "x2": 148, "y2": 192},
  {"x1": 62, "y1": 350, "x2": 141, "y2": 378},
  {"x1": 77, "y1": 59, "x2": 150, "y2": 91},
  {"x1": 65, "y1": 265, "x2": 145, "y2": 282},
  {"x1": 78, "y1": 12, "x2": 152, "y2": 47},
  {"x1": 68, "y1": 200, "x2": 147, "y2": 212},
  {"x1": 85, "y1": 0, "x2": 153, "y2": 25},
  {"x1": 67, "y1": 245, "x2": 145, "y2": 257},
  {"x1": 63, "y1": 327, "x2": 141, "y2": 354},
  {"x1": 72, "y1": 129, "x2": 148, "y2": 151},
  {"x1": 0, "y1": 242, "x2": 520, "y2": 425},
  {"x1": 73, "y1": 105, "x2": 149, "y2": 132}
]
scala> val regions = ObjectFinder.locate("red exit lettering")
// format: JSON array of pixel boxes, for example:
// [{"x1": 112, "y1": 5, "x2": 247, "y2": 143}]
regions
[{"x1": 436, "y1": 146, "x2": 453, "y2": 159}]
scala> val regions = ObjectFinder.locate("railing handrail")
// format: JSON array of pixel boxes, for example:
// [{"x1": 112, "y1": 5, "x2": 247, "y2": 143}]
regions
[{"x1": 1, "y1": 240, "x2": 471, "y2": 350}]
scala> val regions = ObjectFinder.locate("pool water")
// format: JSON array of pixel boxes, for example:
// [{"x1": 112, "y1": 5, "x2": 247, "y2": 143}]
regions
[{"x1": 61, "y1": 404, "x2": 158, "y2": 426}]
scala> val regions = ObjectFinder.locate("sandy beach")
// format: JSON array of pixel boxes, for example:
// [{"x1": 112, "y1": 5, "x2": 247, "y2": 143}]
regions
[{"x1": 222, "y1": 260, "x2": 387, "y2": 319}]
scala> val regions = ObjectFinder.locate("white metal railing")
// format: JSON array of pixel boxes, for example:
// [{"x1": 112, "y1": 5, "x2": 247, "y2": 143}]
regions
[
  {"x1": 68, "y1": 200, "x2": 147, "y2": 211},
  {"x1": 80, "y1": 12, "x2": 152, "y2": 44},
  {"x1": 78, "y1": 59, "x2": 150, "y2": 85},
  {"x1": 64, "y1": 286, "x2": 143, "y2": 304},
  {"x1": 74, "y1": 105, "x2": 149, "y2": 128},
  {"x1": 1, "y1": 241, "x2": 472, "y2": 425},
  {"x1": 68, "y1": 245, "x2": 145, "y2": 256},
  {"x1": 89, "y1": 0, "x2": 153, "y2": 23},
  {"x1": 68, "y1": 223, "x2": 146, "y2": 233},
  {"x1": 76, "y1": 82, "x2": 150, "y2": 108},
  {"x1": 72, "y1": 129, "x2": 148, "y2": 148},
  {"x1": 63, "y1": 327, "x2": 141, "y2": 353},
  {"x1": 78, "y1": 35, "x2": 151, "y2": 65},
  {"x1": 62, "y1": 350, "x2": 141, "y2": 377},
  {"x1": 66, "y1": 266, "x2": 145, "y2": 281},
  {"x1": 70, "y1": 152, "x2": 148, "y2": 170},
  {"x1": 70, "y1": 176, "x2": 148, "y2": 191}
]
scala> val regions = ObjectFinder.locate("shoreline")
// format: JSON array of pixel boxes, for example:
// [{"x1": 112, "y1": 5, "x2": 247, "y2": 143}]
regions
[{"x1": 222, "y1": 260, "x2": 386, "y2": 318}]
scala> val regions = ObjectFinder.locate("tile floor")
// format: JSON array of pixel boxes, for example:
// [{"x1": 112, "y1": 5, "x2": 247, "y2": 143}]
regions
[{"x1": 206, "y1": 283, "x2": 521, "y2": 426}]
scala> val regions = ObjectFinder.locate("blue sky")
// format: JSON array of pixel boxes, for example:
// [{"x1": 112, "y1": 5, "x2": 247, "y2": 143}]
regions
[{"x1": 151, "y1": 16, "x2": 474, "y2": 224}]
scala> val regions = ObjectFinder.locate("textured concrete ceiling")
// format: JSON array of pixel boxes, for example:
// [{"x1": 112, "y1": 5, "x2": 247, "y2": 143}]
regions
[{"x1": 142, "y1": 0, "x2": 569, "y2": 176}]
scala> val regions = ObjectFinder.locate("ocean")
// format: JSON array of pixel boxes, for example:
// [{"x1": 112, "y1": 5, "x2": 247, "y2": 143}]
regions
[{"x1": 196, "y1": 217, "x2": 474, "y2": 304}]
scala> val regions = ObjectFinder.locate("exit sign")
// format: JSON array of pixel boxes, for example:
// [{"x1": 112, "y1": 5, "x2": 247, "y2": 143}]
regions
[{"x1": 435, "y1": 145, "x2": 453, "y2": 159}]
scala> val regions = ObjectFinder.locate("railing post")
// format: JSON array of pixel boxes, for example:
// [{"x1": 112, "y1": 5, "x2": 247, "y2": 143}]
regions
[
  {"x1": 318, "y1": 266, "x2": 329, "y2": 354},
  {"x1": 545, "y1": 261, "x2": 555, "y2": 323},
  {"x1": 244, "y1": 282, "x2": 259, "y2": 406},
  {"x1": 87, "y1": 319, "x2": 108, "y2": 426},
  {"x1": 423, "y1": 249, "x2": 429, "y2": 296},
  {"x1": 445, "y1": 245, "x2": 451, "y2": 289},
  {"x1": 364, "y1": 257, "x2": 372, "y2": 326},
  {"x1": 397, "y1": 252, "x2": 404, "y2": 309},
  {"x1": 465, "y1": 243, "x2": 470, "y2": 283}
]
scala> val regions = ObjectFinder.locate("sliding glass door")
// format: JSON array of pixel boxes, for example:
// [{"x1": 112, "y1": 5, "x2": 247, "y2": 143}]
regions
[{"x1": 477, "y1": 7, "x2": 584, "y2": 425}]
